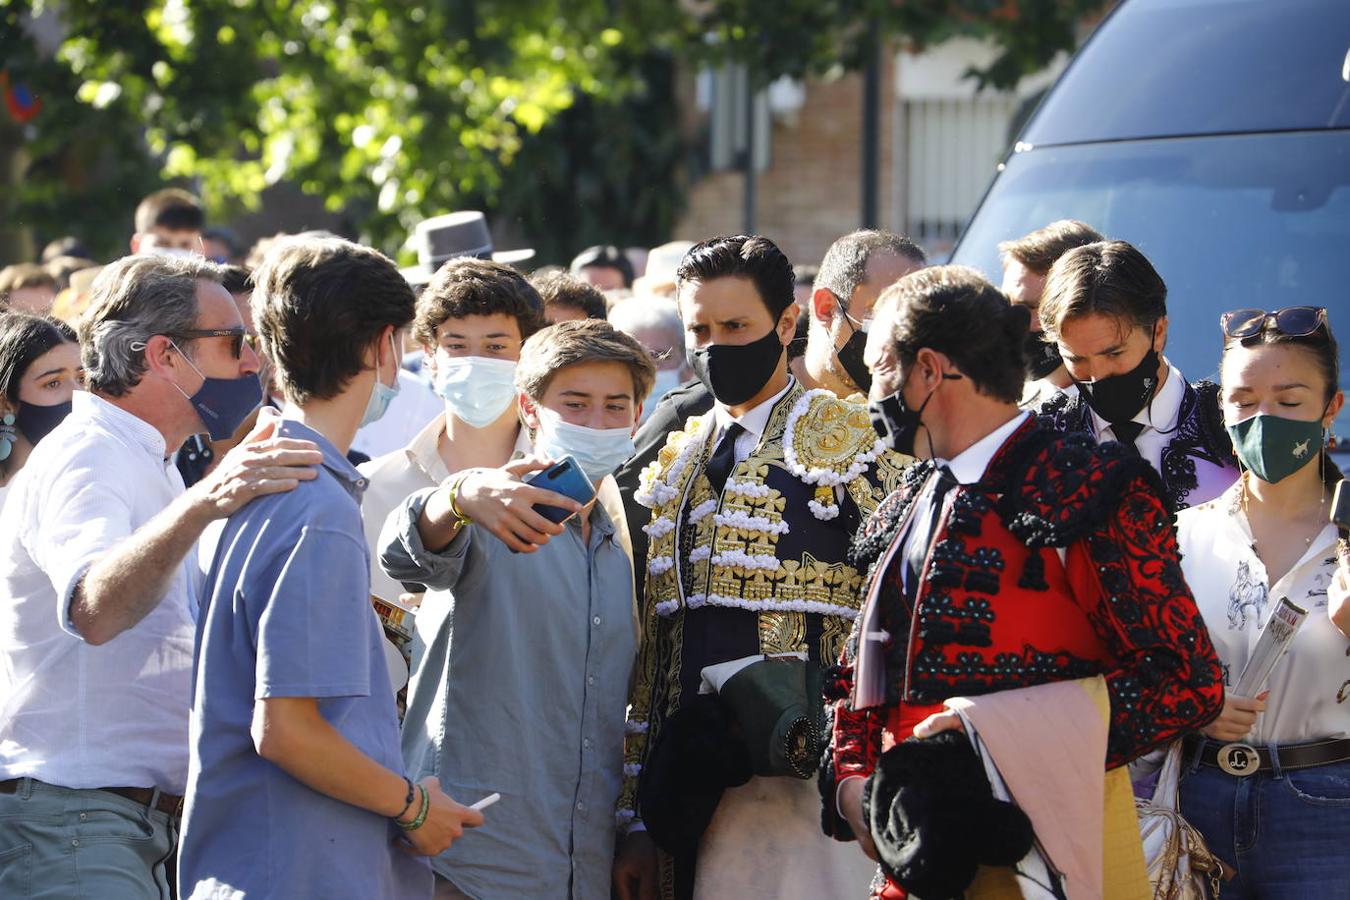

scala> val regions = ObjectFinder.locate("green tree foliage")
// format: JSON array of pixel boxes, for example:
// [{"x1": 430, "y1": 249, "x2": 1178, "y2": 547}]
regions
[{"x1": 1, "y1": 0, "x2": 1104, "y2": 264}]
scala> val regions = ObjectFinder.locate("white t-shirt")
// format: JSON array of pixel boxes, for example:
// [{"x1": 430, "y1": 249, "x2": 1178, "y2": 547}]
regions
[
  {"x1": 0, "y1": 392, "x2": 198, "y2": 792},
  {"x1": 1176, "y1": 482, "x2": 1350, "y2": 745}
]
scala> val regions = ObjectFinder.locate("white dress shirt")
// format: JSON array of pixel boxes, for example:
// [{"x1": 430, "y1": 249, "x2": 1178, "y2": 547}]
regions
[
  {"x1": 0, "y1": 392, "x2": 197, "y2": 792},
  {"x1": 712, "y1": 378, "x2": 795, "y2": 466},
  {"x1": 898, "y1": 412, "x2": 1030, "y2": 592},
  {"x1": 1087, "y1": 361, "x2": 1185, "y2": 472},
  {"x1": 842, "y1": 411, "x2": 1029, "y2": 808},
  {"x1": 1177, "y1": 483, "x2": 1350, "y2": 744}
]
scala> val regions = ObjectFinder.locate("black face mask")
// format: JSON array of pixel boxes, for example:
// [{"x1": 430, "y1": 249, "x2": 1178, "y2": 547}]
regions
[
  {"x1": 687, "y1": 325, "x2": 785, "y2": 407},
  {"x1": 837, "y1": 326, "x2": 872, "y2": 395},
  {"x1": 15, "y1": 399, "x2": 73, "y2": 446},
  {"x1": 1075, "y1": 345, "x2": 1160, "y2": 426},
  {"x1": 1023, "y1": 331, "x2": 1063, "y2": 381},
  {"x1": 867, "y1": 369, "x2": 959, "y2": 457}
]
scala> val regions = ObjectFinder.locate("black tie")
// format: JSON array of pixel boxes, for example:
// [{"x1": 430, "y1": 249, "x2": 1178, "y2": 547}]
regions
[
  {"x1": 904, "y1": 465, "x2": 956, "y2": 602},
  {"x1": 705, "y1": 422, "x2": 746, "y2": 495},
  {"x1": 1110, "y1": 420, "x2": 1145, "y2": 456}
]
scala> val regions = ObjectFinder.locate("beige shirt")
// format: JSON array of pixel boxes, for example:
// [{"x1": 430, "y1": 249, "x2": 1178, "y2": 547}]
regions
[
  {"x1": 358, "y1": 414, "x2": 533, "y2": 602},
  {"x1": 359, "y1": 414, "x2": 453, "y2": 603}
]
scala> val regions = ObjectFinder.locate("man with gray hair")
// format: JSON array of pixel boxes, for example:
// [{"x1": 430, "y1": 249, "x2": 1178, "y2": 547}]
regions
[
  {"x1": 800, "y1": 229, "x2": 926, "y2": 398},
  {"x1": 0, "y1": 253, "x2": 321, "y2": 898},
  {"x1": 607, "y1": 297, "x2": 691, "y2": 421}
]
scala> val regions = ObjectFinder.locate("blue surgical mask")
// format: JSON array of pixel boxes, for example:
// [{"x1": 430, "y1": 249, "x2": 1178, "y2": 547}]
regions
[
  {"x1": 360, "y1": 335, "x2": 401, "y2": 428},
  {"x1": 15, "y1": 399, "x2": 73, "y2": 446},
  {"x1": 641, "y1": 368, "x2": 683, "y2": 422},
  {"x1": 434, "y1": 355, "x2": 518, "y2": 428},
  {"x1": 168, "y1": 341, "x2": 263, "y2": 441},
  {"x1": 535, "y1": 406, "x2": 636, "y2": 484}
]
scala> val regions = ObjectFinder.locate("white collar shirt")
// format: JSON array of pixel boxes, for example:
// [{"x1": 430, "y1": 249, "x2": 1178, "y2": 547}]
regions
[
  {"x1": 1177, "y1": 483, "x2": 1349, "y2": 744},
  {"x1": 897, "y1": 412, "x2": 1030, "y2": 592},
  {"x1": 852, "y1": 411, "x2": 1030, "y2": 712},
  {"x1": 1088, "y1": 361, "x2": 1185, "y2": 472},
  {"x1": 0, "y1": 392, "x2": 198, "y2": 792},
  {"x1": 712, "y1": 377, "x2": 795, "y2": 465}
]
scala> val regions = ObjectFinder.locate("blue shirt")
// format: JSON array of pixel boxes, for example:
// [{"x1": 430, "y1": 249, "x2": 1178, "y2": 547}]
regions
[
  {"x1": 179, "y1": 419, "x2": 432, "y2": 899},
  {"x1": 379, "y1": 485, "x2": 636, "y2": 900}
]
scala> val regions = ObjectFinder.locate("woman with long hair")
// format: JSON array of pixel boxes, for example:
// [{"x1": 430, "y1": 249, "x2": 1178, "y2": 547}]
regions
[
  {"x1": 1175, "y1": 306, "x2": 1348, "y2": 897},
  {"x1": 0, "y1": 311, "x2": 80, "y2": 508}
]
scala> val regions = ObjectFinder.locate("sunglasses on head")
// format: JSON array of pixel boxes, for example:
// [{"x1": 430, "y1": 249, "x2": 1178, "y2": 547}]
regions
[
  {"x1": 174, "y1": 328, "x2": 249, "y2": 359},
  {"x1": 1220, "y1": 306, "x2": 1328, "y2": 340}
]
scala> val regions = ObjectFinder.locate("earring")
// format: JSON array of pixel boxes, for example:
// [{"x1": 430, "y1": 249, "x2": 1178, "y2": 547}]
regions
[{"x1": 0, "y1": 412, "x2": 16, "y2": 463}]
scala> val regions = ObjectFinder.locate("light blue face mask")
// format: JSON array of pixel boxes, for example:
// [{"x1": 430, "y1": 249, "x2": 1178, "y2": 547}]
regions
[
  {"x1": 434, "y1": 355, "x2": 518, "y2": 428},
  {"x1": 535, "y1": 407, "x2": 636, "y2": 484},
  {"x1": 359, "y1": 335, "x2": 401, "y2": 428}
]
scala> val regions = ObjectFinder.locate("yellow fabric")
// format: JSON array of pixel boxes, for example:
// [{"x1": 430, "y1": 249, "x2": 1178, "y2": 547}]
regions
[
  {"x1": 965, "y1": 676, "x2": 1149, "y2": 900},
  {"x1": 1102, "y1": 765, "x2": 1151, "y2": 900},
  {"x1": 967, "y1": 864, "x2": 1024, "y2": 899}
]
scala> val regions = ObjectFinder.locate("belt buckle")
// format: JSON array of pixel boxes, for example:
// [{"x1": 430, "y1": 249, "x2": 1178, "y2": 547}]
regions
[{"x1": 1217, "y1": 742, "x2": 1260, "y2": 777}]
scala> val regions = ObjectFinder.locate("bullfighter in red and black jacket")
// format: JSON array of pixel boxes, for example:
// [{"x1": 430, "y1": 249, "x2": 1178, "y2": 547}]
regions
[{"x1": 819, "y1": 264, "x2": 1224, "y2": 899}]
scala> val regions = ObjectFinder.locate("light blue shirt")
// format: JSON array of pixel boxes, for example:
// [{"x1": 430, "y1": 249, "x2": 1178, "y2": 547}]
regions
[
  {"x1": 179, "y1": 419, "x2": 431, "y2": 899},
  {"x1": 380, "y1": 487, "x2": 636, "y2": 900}
]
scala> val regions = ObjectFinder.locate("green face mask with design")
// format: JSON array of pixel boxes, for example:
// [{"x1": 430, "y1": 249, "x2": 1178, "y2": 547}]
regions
[{"x1": 1226, "y1": 413, "x2": 1324, "y2": 484}]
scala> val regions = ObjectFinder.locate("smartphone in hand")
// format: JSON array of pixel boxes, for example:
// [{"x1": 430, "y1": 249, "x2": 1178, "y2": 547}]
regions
[{"x1": 523, "y1": 456, "x2": 596, "y2": 525}]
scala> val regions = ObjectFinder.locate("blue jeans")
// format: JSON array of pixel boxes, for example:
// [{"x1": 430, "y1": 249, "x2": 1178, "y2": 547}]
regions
[
  {"x1": 1178, "y1": 750, "x2": 1350, "y2": 899},
  {"x1": 0, "y1": 779, "x2": 177, "y2": 899}
]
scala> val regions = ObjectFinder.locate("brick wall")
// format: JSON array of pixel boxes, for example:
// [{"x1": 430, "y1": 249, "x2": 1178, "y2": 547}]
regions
[{"x1": 673, "y1": 53, "x2": 898, "y2": 270}]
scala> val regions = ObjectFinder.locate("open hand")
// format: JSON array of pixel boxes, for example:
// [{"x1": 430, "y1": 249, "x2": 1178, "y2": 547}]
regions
[
  {"x1": 912, "y1": 707, "x2": 965, "y2": 740},
  {"x1": 190, "y1": 415, "x2": 322, "y2": 518}
]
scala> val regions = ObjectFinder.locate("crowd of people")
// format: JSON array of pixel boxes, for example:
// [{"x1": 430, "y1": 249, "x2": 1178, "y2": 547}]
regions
[{"x1": 0, "y1": 186, "x2": 1346, "y2": 900}]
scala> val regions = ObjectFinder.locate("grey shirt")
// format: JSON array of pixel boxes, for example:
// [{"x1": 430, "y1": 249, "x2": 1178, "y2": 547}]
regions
[{"x1": 379, "y1": 488, "x2": 636, "y2": 900}]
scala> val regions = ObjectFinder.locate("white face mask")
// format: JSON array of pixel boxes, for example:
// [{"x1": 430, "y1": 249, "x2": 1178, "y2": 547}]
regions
[
  {"x1": 535, "y1": 406, "x2": 636, "y2": 484},
  {"x1": 641, "y1": 368, "x2": 684, "y2": 422},
  {"x1": 433, "y1": 356, "x2": 518, "y2": 429}
]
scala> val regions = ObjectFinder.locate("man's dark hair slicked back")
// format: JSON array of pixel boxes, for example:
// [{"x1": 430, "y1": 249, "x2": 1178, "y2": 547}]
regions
[{"x1": 675, "y1": 234, "x2": 795, "y2": 320}]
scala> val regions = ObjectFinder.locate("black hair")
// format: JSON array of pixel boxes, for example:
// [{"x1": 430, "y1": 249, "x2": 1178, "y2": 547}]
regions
[
  {"x1": 414, "y1": 257, "x2": 544, "y2": 348},
  {"x1": 0, "y1": 311, "x2": 77, "y2": 406},
  {"x1": 881, "y1": 265, "x2": 1028, "y2": 405},
  {"x1": 219, "y1": 265, "x2": 252, "y2": 296},
  {"x1": 1224, "y1": 310, "x2": 1343, "y2": 486},
  {"x1": 134, "y1": 188, "x2": 205, "y2": 234},
  {"x1": 531, "y1": 271, "x2": 609, "y2": 320},
  {"x1": 41, "y1": 236, "x2": 91, "y2": 264},
  {"x1": 1040, "y1": 240, "x2": 1167, "y2": 341},
  {"x1": 676, "y1": 234, "x2": 796, "y2": 321},
  {"x1": 569, "y1": 245, "x2": 634, "y2": 288}
]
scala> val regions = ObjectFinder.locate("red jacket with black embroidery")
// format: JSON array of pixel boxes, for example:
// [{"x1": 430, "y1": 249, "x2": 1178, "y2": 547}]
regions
[{"x1": 819, "y1": 417, "x2": 1224, "y2": 840}]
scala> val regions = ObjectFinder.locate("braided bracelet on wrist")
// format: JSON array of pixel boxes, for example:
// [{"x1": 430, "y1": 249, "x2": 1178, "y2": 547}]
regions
[{"x1": 396, "y1": 784, "x2": 431, "y2": 832}]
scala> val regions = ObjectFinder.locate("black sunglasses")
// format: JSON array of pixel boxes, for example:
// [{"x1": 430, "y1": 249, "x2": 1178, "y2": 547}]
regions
[
  {"x1": 1220, "y1": 306, "x2": 1328, "y2": 340},
  {"x1": 173, "y1": 328, "x2": 248, "y2": 359}
]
